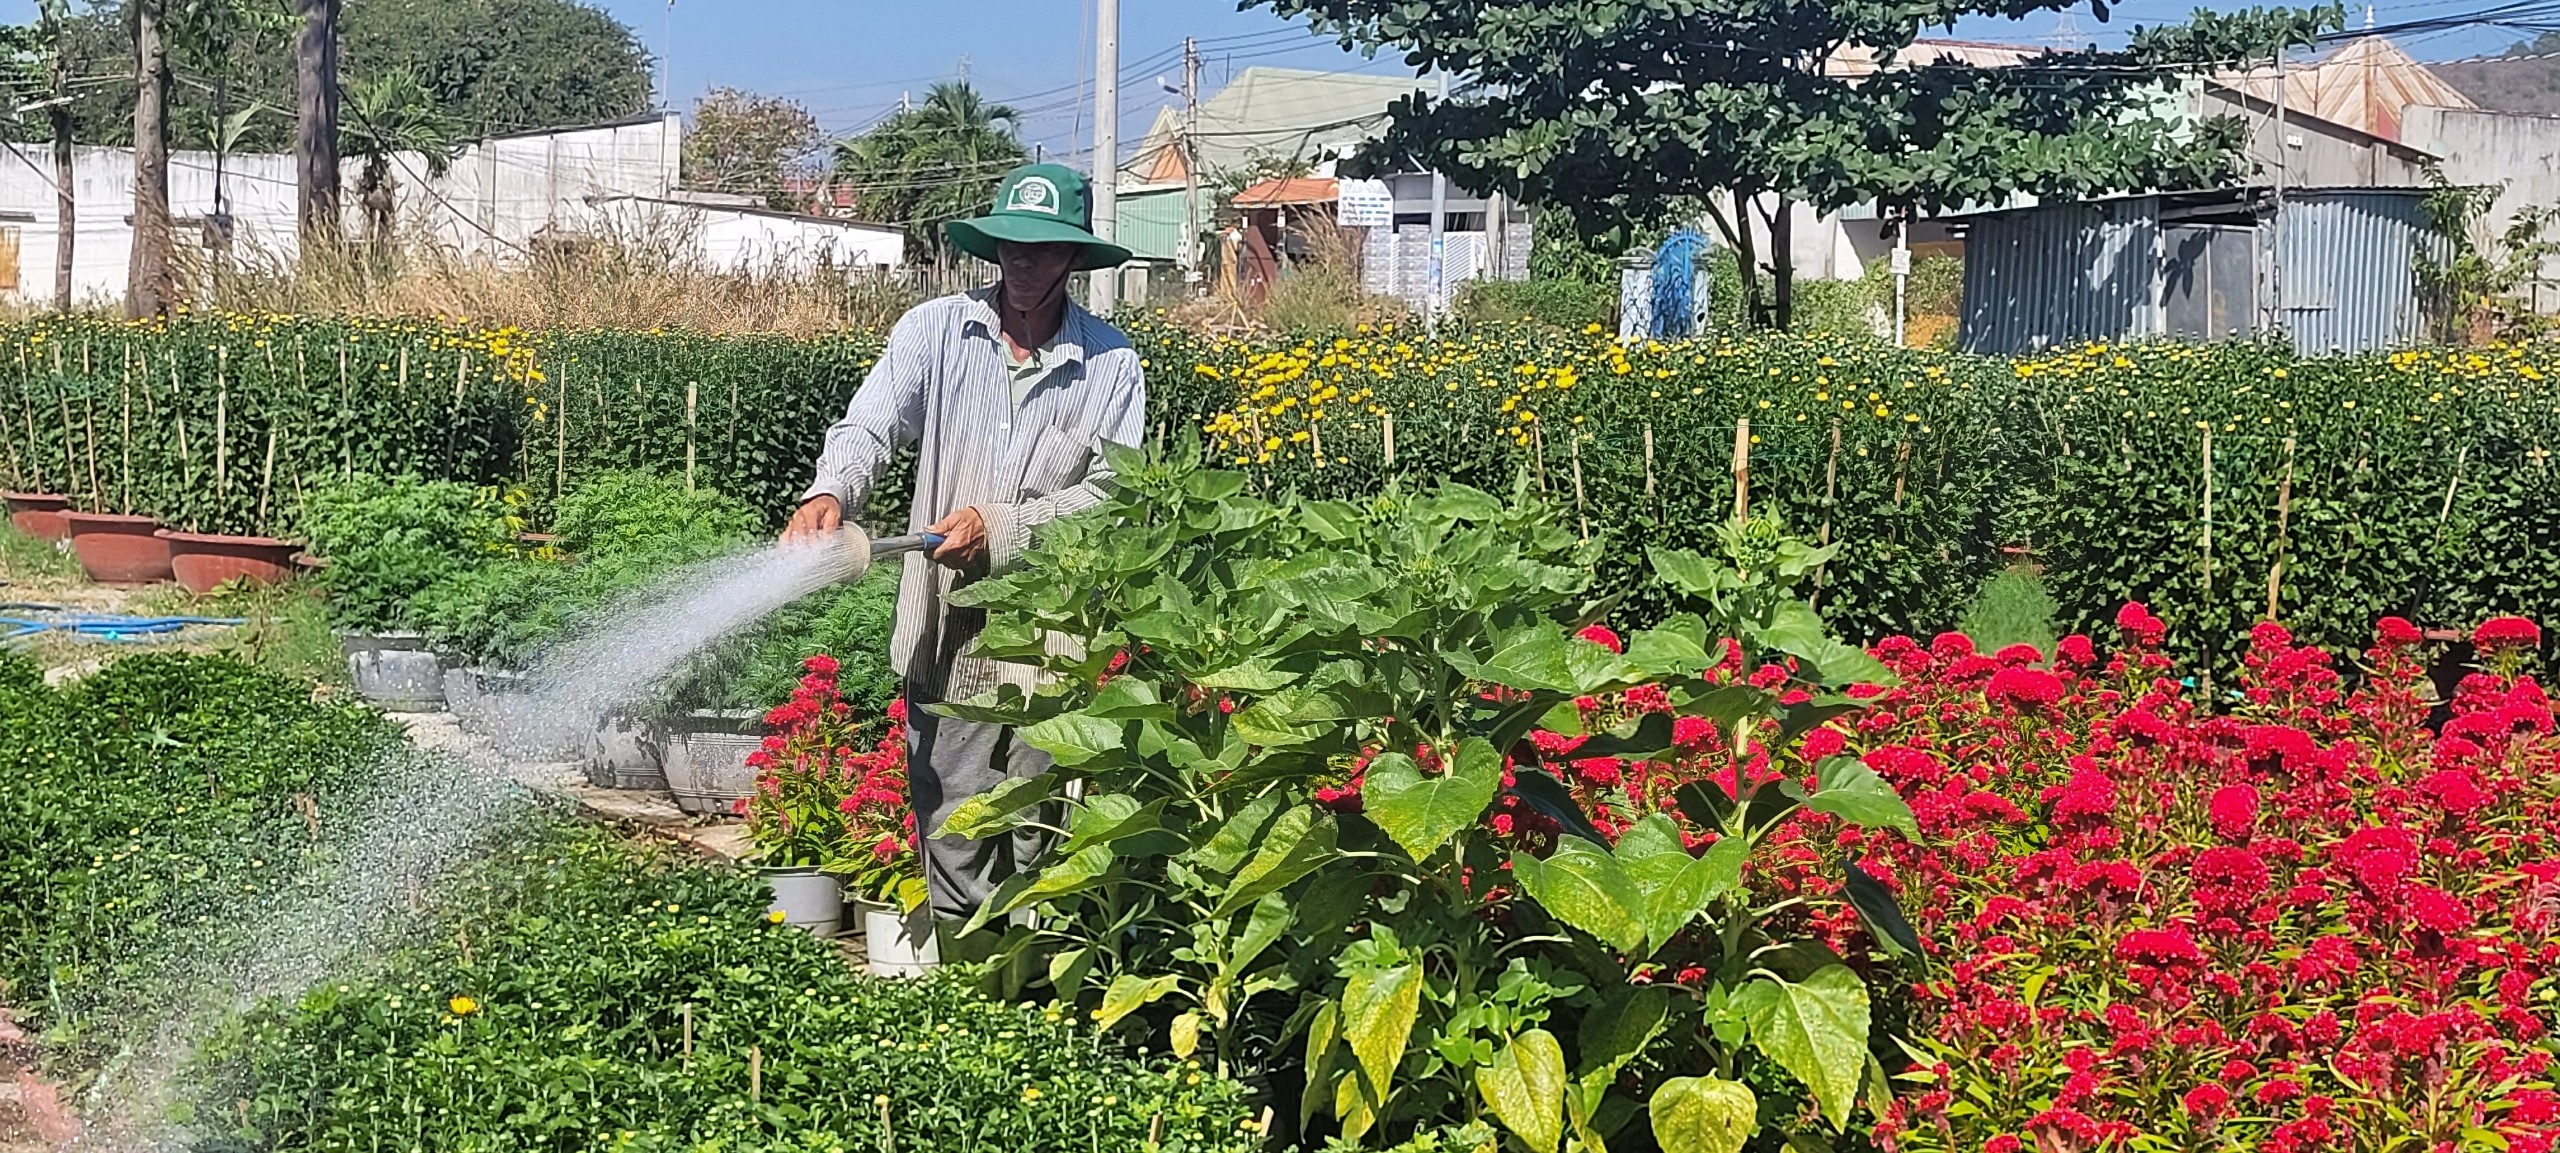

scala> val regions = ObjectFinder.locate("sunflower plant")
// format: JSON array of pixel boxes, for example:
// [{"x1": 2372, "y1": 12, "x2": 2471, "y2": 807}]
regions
[{"x1": 937, "y1": 439, "x2": 1919, "y2": 1151}]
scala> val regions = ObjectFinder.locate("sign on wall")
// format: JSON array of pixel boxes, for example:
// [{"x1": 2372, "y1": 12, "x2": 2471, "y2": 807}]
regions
[{"x1": 1336, "y1": 179, "x2": 1393, "y2": 228}]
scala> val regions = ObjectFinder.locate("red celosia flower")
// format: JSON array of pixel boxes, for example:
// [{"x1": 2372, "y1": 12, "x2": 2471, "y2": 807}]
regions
[
  {"x1": 1987, "y1": 667, "x2": 2065, "y2": 711},
  {"x1": 2118, "y1": 928, "x2": 2204, "y2": 966},
  {"x1": 2473, "y1": 616, "x2": 2542, "y2": 652},
  {"x1": 2116, "y1": 603, "x2": 2167, "y2": 646},
  {"x1": 2207, "y1": 783, "x2": 2259, "y2": 841},
  {"x1": 2377, "y1": 616, "x2": 2423, "y2": 646},
  {"x1": 2182, "y1": 1083, "x2": 2230, "y2": 1119},
  {"x1": 1577, "y1": 624, "x2": 1624, "y2": 654}
]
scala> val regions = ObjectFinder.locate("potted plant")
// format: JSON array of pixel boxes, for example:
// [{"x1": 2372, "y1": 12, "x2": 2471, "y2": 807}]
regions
[
  {"x1": 740, "y1": 655, "x2": 874, "y2": 937},
  {"x1": 826, "y1": 697, "x2": 936, "y2": 976},
  {"x1": 300, "y1": 476, "x2": 520, "y2": 711},
  {"x1": 157, "y1": 529, "x2": 302, "y2": 593},
  {"x1": 64, "y1": 510, "x2": 173, "y2": 584},
  {"x1": 3, "y1": 492, "x2": 73, "y2": 540}
]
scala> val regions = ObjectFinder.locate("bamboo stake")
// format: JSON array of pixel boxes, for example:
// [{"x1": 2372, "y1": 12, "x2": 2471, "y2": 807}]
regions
[
  {"x1": 257, "y1": 428, "x2": 279, "y2": 531},
  {"x1": 557, "y1": 365, "x2": 569, "y2": 497},
  {"x1": 882, "y1": 1096, "x2": 897, "y2": 1153},
  {"x1": 54, "y1": 392, "x2": 76, "y2": 499},
  {"x1": 338, "y1": 344, "x2": 351, "y2": 479},
  {"x1": 682, "y1": 1004, "x2": 693, "y2": 1072},
  {"x1": 2435, "y1": 442, "x2": 2468, "y2": 543},
  {"x1": 82, "y1": 397, "x2": 100, "y2": 507},
  {"x1": 1532, "y1": 422, "x2": 1549, "y2": 491},
  {"x1": 750, "y1": 1046, "x2": 762, "y2": 1101},
  {"x1": 1569, "y1": 433, "x2": 1589, "y2": 540},
  {"x1": 121, "y1": 368, "x2": 132, "y2": 513},
  {"x1": 2201, "y1": 428, "x2": 2215, "y2": 700},
  {"x1": 216, "y1": 376, "x2": 228, "y2": 497},
  {"x1": 1310, "y1": 418, "x2": 1324, "y2": 466},
  {"x1": 1730, "y1": 418, "x2": 1751, "y2": 525},
  {"x1": 2268, "y1": 436, "x2": 2294, "y2": 622},
  {"x1": 1382, "y1": 413, "x2": 1395, "y2": 467},
  {"x1": 685, "y1": 381, "x2": 698, "y2": 491},
  {"x1": 1642, "y1": 421, "x2": 1655, "y2": 498},
  {"x1": 1813, "y1": 421, "x2": 1842, "y2": 600}
]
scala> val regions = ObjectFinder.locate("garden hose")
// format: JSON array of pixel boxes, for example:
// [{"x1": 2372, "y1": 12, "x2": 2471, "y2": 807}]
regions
[{"x1": 0, "y1": 612, "x2": 246, "y2": 643}]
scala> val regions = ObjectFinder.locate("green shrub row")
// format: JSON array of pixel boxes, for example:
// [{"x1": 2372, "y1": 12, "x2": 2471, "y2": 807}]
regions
[
  {"x1": 3, "y1": 314, "x2": 2553, "y2": 665},
  {"x1": 196, "y1": 822, "x2": 1255, "y2": 1153}
]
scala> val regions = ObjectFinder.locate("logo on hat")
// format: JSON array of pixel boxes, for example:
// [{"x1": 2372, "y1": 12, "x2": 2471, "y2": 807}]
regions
[{"x1": 1005, "y1": 176, "x2": 1061, "y2": 215}]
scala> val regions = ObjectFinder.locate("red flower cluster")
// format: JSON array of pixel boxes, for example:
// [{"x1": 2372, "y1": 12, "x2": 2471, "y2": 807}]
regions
[
  {"x1": 1829, "y1": 609, "x2": 2560, "y2": 1153},
  {"x1": 739, "y1": 655, "x2": 919, "y2": 894}
]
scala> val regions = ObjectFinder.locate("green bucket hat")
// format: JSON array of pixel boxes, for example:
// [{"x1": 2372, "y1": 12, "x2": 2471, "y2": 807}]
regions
[{"x1": 944, "y1": 163, "x2": 1133, "y2": 272}]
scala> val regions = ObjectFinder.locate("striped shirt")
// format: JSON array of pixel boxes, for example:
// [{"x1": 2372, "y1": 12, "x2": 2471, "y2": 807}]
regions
[{"x1": 801, "y1": 287, "x2": 1146, "y2": 701}]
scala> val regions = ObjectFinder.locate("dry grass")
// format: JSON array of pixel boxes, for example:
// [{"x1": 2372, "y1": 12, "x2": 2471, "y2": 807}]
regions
[
  {"x1": 180, "y1": 219, "x2": 961, "y2": 336},
  {"x1": 1173, "y1": 219, "x2": 1411, "y2": 338}
]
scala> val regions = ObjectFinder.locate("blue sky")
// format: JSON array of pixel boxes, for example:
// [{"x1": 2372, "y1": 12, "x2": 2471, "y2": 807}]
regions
[{"x1": 0, "y1": 0, "x2": 2534, "y2": 161}]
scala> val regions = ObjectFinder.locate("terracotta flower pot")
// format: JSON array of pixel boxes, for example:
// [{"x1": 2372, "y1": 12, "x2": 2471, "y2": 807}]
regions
[
  {"x1": 157, "y1": 530, "x2": 301, "y2": 593},
  {"x1": 64, "y1": 512, "x2": 173, "y2": 584},
  {"x1": 4, "y1": 493, "x2": 74, "y2": 541}
]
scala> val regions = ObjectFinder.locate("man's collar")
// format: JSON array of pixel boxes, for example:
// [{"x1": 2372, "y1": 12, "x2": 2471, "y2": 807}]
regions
[{"x1": 965, "y1": 285, "x2": 1089, "y2": 365}]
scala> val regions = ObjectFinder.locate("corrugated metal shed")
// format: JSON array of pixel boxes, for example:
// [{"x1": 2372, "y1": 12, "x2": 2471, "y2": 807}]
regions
[
  {"x1": 1115, "y1": 189, "x2": 1190, "y2": 263},
  {"x1": 1957, "y1": 187, "x2": 2438, "y2": 357}
]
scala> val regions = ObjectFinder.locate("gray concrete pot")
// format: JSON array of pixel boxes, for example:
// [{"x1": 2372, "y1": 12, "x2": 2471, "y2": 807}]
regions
[
  {"x1": 337, "y1": 632, "x2": 445, "y2": 712},
  {"x1": 663, "y1": 710, "x2": 762, "y2": 815},
  {"x1": 585, "y1": 712, "x2": 668, "y2": 791}
]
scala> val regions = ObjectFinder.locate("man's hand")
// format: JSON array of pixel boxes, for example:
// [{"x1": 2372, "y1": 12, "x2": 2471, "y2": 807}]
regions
[
  {"x1": 780, "y1": 494, "x2": 843, "y2": 545},
  {"x1": 927, "y1": 507, "x2": 987, "y2": 570}
]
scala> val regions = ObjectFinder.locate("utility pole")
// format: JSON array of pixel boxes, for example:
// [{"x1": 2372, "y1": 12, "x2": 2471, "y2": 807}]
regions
[
  {"x1": 660, "y1": 0, "x2": 675, "y2": 110},
  {"x1": 1892, "y1": 208, "x2": 1910, "y2": 348},
  {"x1": 1089, "y1": 0, "x2": 1121, "y2": 314},
  {"x1": 41, "y1": 0, "x2": 72, "y2": 311},
  {"x1": 294, "y1": 0, "x2": 341, "y2": 251},
  {"x1": 1425, "y1": 69, "x2": 1448, "y2": 336},
  {"x1": 1182, "y1": 36, "x2": 1201, "y2": 279},
  {"x1": 2271, "y1": 47, "x2": 2287, "y2": 336}
]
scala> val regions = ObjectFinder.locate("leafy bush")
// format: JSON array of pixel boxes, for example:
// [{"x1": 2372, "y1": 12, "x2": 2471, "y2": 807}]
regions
[
  {"x1": 660, "y1": 561, "x2": 901, "y2": 716},
  {"x1": 741, "y1": 657, "x2": 923, "y2": 905},
  {"x1": 1846, "y1": 611, "x2": 2560, "y2": 1152},
  {"x1": 0, "y1": 653, "x2": 405, "y2": 1072},
  {"x1": 944, "y1": 445, "x2": 1917, "y2": 1149},
  {"x1": 1957, "y1": 566, "x2": 2060, "y2": 656},
  {"x1": 301, "y1": 473, "x2": 521, "y2": 633},
  {"x1": 551, "y1": 468, "x2": 762, "y2": 556},
  {"x1": 196, "y1": 821, "x2": 1256, "y2": 1153},
  {"x1": 1455, "y1": 279, "x2": 1617, "y2": 332}
]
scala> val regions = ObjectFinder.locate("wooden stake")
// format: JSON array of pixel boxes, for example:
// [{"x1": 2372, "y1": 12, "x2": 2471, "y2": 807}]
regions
[
  {"x1": 1642, "y1": 421, "x2": 1655, "y2": 498},
  {"x1": 1891, "y1": 437, "x2": 1910, "y2": 510},
  {"x1": 1730, "y1": 418, "x2": 1751, "y2": 525},
  {"x1": 54, "y1": 392, "x2": 76, "y2": 498},
  {"x1": 685, "y1": 381, "x2": 698, "y2": 491},
  {"x1": 1382, "y1": 413, "x2": 1395, "y2": 467},
  {"x1": 2201, "y1": 428, "x2": 2215, "y2": 700},
  {"x1": 2435, "y1": 442, "x2": 2468, "y2": 543},
  {"x1": 2268, "y1": 436, "x2": 2294, "y2": 622},
  {"x1": 216, "y1": 364, "x2": 229, "y2": 496},
  {"x1": 681, "y1": 1004, "x2": 693, "y2": 1072},
  {"x1": 1569, "y1": 433, "x2": 1589, "y2": 541},
  {"x1": 120, "y1": 378, "x2": 132, "y2": 514},
  {"x1": 1814, "y1": 421, "x2": 1842, "y2": 599},
  {"x1": 257, "y1": 427, "x2": 279, "y2": 531},
  {"x1": 82, "y1": 396, "x2": 99, "y2": 507},
  {"x1": 882, "y1": 1096, "x2": 897, "y2": 1152},
  {"x1": 749, "y1": 1045, "x2": 762, "y2": 1101},
  {"x1": 1532, "y1": 422, "x2": 1549, "y2": 491},
  {"x1": 1147, "y1": 1112, "x2": 1162, "y2": 1149},
  {"x1": 1310, "y1": 418, "x2": 1324, "y2": 466},
  {"x1": 556, "y1": 364, "x2": 568, "y2": 497}
]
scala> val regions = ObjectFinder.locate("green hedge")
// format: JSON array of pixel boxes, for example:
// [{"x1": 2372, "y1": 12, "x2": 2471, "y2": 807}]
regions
[{"x1": 196, "y1": 822, "x2": 1255, "y2": 1153}]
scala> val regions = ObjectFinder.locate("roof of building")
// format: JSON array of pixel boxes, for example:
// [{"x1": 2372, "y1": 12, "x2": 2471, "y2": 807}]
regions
[
  {"x1": 1234, "y1": 176, "x2": 1340, "y2": 207},
  {"x1": 1822, "y1": 38, "x2": 2045, "y2": 79},
  {"x1": 590, "y1": 193, "x2": 903, "y2": 233},
  {"x1": 1127, "y1": 66, "x2": 1425, "y2": 188},
  {"x1": 2216, "y1": 36, "x2": 2478, "y2": 141}
]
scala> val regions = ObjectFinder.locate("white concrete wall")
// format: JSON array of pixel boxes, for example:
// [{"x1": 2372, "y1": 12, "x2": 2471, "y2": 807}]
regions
[
  {"x1": 595, "y1": 197, "x2": 905, "y2": 273},
  {"x1": 0, "y1": 116, "x2": 682, "y2": 307},
  {"x1": 2403, "y1": 105, "x2": 2560, "y2": 313}
]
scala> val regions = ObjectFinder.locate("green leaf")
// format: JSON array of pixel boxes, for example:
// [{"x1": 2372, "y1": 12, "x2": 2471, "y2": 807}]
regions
[
  {"x1": 1194, "y1": 658, "x2": 1300, "y2": 692},
  {"x1": 1170, "y1": 1011, "x2": 1203, "y2": 1058},
  {"x1": 1475, "y1": 1029, "x2": 1567, "y2": 1153},
  {"x1": 1805, "y1": 755, "x2": 1919, "y2": 842},
  {"x1": 1340, "y1": 961, "x2": 1423, "y2": 1107},
  {"x1": 1535, "y1": 698, "x2": 1586, "y2": 737},
  {"x1": 1057, "y1": 793, "x2": 1167, "y2": 856},
  {"x1": 1086, "y1": 676, "x2": 1174, "y2": 721},
  {"x1": 1612, "y1": 814, "x2": 1733, "y2": 955},
  {"x1": 1016, "y1": 844, "x2": 1117, "y2": 905},
  {"x1": 1510, "y1": 838, "x2": 1645, "y2": 954},
  {"x1": 1189, "y1": 791, "x2": 1281, "y2": 876},
  {"x1": 1047, "y1": 945, "x2": 1095, "y2": 993},
  {"x1": 1227, "y1": 891, "x2": 1296, "y2": 977},
  {"x1": 1214, "y1": 805, "x2": 1338, "y2": 915},
  {"x1": 1019, "y1": 713, "x2": 1125, "y2": 768},
  {"x1": 1651, "y1": 1076, "x2": 1758, "y2": 1153},
  {"x1": 1096, "y1": 972, "x2": 1182, "y2": 1029},
  {"x1": 1626, "y1": 613, "x2": 1715, "y2": 675},
  {"x1": 1362, "y1": 741, "x2": 1501, "y2": 860},
  {"x1": 1577, "y1": 985, "x2": 1670, "y2": 1083},
  {"x1": 1478, "y1": 623, "x2": 1577, "y2": 693},
  {"x1": 1569, "y1": 710, "x2": 1678, "y2": 763},
  {"x1": 1508, "y1": 765, "x2": 1608, "y2": 844},
  {"x1": 1298, "y1": 499, "x2": 1365, "y2": 541},
  {"x1": 1735, "y1": 966, "x2": 1873, "y2": 1131},
  {"x1": 1647, "y1": 546, "x2": 1729, "y2": 598},
  {"x1": 937, "y1": 771, "x2": 1061, "y2": 838},
  {"x1": 1843, "y1": 860, "x2": 1925, "y2": 959}
]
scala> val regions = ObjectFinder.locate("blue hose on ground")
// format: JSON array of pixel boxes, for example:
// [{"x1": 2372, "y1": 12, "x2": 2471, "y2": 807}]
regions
[
  {"x1": 0, "y1": 613, "x2": 246, "y2": 643},
  {"x1": 1650, "y1": 229, "x2": 1710, "y2": 339}
]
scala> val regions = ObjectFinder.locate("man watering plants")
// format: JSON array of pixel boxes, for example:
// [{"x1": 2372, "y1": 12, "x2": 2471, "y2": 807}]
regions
[{"x1": 780, "y1": 163, "x2": 1142, "y2": 930}]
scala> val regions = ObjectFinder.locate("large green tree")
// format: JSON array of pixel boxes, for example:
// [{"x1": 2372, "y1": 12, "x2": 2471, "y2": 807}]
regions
[
  {"x1": 1251, "y1": 0, "x2": 2338, "y2": 327},
  {"x1": 832, "y1": 82, "x2": 1028, "y2": 265},
  {"x1": 32, "y1": 0, "x2": 650, "y2": 153}
]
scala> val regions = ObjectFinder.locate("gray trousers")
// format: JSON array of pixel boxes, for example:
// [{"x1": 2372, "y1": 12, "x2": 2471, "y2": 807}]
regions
[{"x1": 903, "y1": 693, "x2": 1058, "y2": 921}]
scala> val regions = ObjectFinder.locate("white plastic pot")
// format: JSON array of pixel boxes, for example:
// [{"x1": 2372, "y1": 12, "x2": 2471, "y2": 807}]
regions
[
  {"x1": 763, "y1": 869, "x2": 844, "y2": 937},
  {"x1": 860, "y1": 901, "x2": 941, "y2": 978}
]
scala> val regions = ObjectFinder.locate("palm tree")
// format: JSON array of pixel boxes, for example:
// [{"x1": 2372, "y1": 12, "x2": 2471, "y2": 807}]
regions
[
  {"x1": 833, "y1": 82, "x2": 1028, "y2": 265},
  {"x1": 339, "y1": 67, "x2": 461, "y2": 258}
]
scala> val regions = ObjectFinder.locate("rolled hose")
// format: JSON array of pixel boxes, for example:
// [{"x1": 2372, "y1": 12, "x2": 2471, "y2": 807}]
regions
[{"x1": 0, "y1": 613, "x2": 246, "y2": 642}]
